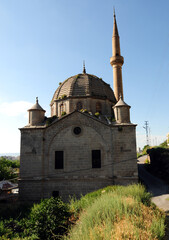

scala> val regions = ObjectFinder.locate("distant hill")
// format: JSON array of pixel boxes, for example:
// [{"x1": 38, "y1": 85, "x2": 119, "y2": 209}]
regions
[{"x1": 0, "y1": 153, "x2": 20, "y2": 160}]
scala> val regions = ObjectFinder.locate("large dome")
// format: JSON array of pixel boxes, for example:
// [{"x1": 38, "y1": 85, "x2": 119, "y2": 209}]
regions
[{"x1": 51, "y1": 73, "x2": 116, "y2": 104}]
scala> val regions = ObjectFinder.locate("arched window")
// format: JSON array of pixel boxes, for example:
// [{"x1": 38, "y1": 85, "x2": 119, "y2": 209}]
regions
[
  {"x1": 76, "y1": 101, "x2": 83, "y2": 111},
  {"x1": 60, "y1": 103, "x2": 65, "y2": 115},
  {"x1": 96, "y1": 102, "x2": 102, "y2": 113}
]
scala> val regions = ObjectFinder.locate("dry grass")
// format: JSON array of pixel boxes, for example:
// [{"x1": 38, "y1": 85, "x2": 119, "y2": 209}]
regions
[
  {"x1": 66, "y1": 185, "x2": 165, "y2": 240},
  {"x1": 86, "y1": 199, "x2": 162, "y2": 240}
]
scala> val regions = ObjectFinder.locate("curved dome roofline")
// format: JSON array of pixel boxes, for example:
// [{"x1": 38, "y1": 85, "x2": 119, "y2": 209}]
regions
[{"x1": 51, "y1": 73, "x2": 116, "y2": 104}]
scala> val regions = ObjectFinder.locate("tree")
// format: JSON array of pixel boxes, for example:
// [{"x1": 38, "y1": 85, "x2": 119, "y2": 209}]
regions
[{"x1": 0, "y1": 157, "x2": 18, "y2": 180}]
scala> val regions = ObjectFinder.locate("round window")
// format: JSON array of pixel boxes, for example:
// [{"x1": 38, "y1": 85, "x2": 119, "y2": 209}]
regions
[{"x1": 73, "y1": 127, "x2": 81, "y2": 135}]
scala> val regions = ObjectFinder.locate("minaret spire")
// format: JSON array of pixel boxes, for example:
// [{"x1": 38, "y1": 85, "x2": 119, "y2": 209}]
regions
[
  {"x1": 110, "y1": 10, "x2": 124, "y2": 101},
  {"x1": 113, "y1": 8, "x2": 119, "y2": 38}
]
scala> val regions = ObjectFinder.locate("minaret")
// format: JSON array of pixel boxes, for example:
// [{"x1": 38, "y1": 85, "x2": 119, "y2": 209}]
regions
[{"x1": 110, "y1": 10, "x2": 124, "y2": 101}]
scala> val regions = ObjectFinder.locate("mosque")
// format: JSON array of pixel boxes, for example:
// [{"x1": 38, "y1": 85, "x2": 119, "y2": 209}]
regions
[{"x1": 19, "y1": 13, "x2": 138, "y2": 201}]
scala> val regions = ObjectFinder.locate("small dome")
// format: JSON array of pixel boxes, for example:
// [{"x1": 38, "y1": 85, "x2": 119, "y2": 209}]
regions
[
  {"x1": 51, "y1": 73, "x2": 116, "y2": 104},
  {"x1": 28, "y1": 97, "x2": 45, "y2": 112}
]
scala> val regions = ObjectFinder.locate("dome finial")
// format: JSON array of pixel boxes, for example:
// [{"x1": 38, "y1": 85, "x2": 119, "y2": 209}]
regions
[
  {"x1": 36, "y1": 97, "x2": 38, "y2": 104},
  {"x1": 83, "y1": 60, "x2": 86, "y2": 74}
]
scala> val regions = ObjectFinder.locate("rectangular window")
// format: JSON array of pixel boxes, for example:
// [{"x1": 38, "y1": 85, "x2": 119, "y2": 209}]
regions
[
  {"x1": 55, "y1": 151, "x2": 64, "y2": 169},
  {"x1": 92, "y1": 150, "x2": 101, "y2": 168}
]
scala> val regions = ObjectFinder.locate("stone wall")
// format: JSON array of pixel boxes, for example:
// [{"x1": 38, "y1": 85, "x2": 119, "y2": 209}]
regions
[
  {"x1": 20, "y1": 129, "x2": 44, "y2": 178},
  {"x1": 19, "y1": 178, "x2": 114, "y2": 202},
  {"x1": 111, "y1": 124, "x2": 138, "y2": 184},
  {"x1": 19, "y1": 111, "x2": 138, "y2": 201}
]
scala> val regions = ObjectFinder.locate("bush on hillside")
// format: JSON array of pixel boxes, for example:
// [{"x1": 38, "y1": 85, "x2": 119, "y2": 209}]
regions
[
  {"x1": 0, "y1": 197, "x2": 71, "y2": 240},
  {"x1": 24, "y1": 197, "x2": 71, "y2": 239},
  {"x1": 159, "y1": 140, "x2": 168, "y2": 148},
  {"x1": 137, "y1": 145, "x2": 150, "y2": 158}
]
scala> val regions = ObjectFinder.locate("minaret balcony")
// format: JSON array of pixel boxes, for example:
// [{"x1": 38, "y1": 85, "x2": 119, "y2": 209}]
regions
[{"x1": 110, "y1": 56, "x2": 124, "y2": 66}]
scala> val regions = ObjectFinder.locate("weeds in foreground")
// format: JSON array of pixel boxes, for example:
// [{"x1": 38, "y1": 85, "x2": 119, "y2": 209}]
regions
[{"x1": 66, "y1": 184, "x2": 165, "y2": 240}]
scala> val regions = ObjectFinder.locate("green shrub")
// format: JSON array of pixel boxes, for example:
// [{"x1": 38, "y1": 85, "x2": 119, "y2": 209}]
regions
[
  {"x1": 46, "y1": 115, "x2": 57, "y2": 126},
  {"x1": 144, "y1": 158, "x2": 150, "y2": 164},
  {"x1": 0, "y1": 198, "x2": 70, "y2": 240},
  {"x1": 29, "y1": 197, "x2": 70, "y2": 239},
  {"x1": 0, "y1": 157, "x2": 20, "y2": 169},
  {"x1": 61, "y1": 111, "x2": 66, "y2": 116},
  {"x1": 94, "y1": 112, "x2": 100, "y2": 117},
  {"x1": 61, "y1": 94, "x2": 67, "y2": 99},
  {"x1": 80, "y1": 109, "x2": 88, "y2": 113},
  {"x1": 23, "y1": 197, "x2": 70, "y2": 240},
  {"x1": 147, "y1": 147, "x2": 169, "y2": 182},
  {"x1": 0, "y1": 220, "x2": 11, "y2": 238},
  {"x1": 159, "y1": 140, "x2": 168, "y2": 148},
  {"x1": 75, "y1": 74, "x2": 80, "y2": 80},
  {"x1": 137, "y1": 145, "x2": 151, "y2": 158},
  {"x1": 107, "y1": 117, "x2": 116, "y2": 122},
  {"x1": 137, "y1": 152, "x2": 142, "y2": 158},
  {"x1": 142, "y1": 145, "x2": 150, "y2": 155},
  {"x1": 11, "y1": 159, "x2": 20, "y2": 168}
]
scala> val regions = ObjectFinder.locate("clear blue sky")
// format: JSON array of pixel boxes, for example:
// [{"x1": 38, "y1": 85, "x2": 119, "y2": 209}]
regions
[{"x1": 0, "y1": 0, "x2": 168, "y2": 153}]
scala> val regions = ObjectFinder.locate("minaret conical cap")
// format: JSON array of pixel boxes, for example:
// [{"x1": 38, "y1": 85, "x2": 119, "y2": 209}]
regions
[{"x1": 114, "y1": 95, "x2": 130, "y2": 108}]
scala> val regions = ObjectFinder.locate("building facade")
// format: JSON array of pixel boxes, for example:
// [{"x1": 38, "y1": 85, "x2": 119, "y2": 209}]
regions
[{"x1": 19, "y1": 13, "x2": 138, "y2": 201}]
